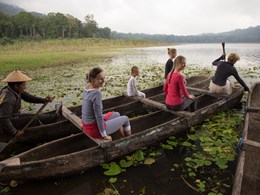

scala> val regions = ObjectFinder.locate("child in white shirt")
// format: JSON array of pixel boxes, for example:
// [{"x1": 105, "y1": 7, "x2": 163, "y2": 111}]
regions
[{"x1": 127, "y1": 66, "x2": 146, "y2": 98}]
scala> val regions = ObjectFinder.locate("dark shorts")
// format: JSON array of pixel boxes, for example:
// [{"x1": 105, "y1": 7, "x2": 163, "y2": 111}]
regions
[{"x1": 166, "y1": 98, "x2": 196, "y2": 111}]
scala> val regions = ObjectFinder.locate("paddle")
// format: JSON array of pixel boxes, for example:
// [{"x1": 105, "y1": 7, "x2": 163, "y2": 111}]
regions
[
  {"x1": 222, "y1": 42, "x2": 226, "y2": 61},
  {"x1": 0, "y1": 102, "x2": 49, "y2": 153}
]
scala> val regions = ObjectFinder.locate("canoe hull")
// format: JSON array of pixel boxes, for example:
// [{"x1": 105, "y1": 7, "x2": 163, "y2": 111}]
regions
[
  {"x1": 232, "y1": 82, "x2": 260, "y2": 195},
  {"x1": 0, "y1": 86, "x2": 244, "y2": 180}
]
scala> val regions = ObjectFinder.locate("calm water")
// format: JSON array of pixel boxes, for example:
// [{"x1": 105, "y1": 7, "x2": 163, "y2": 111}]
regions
[
  {"x1": 113, "y1": 43, "x2": 260, "y2": 68},
  {"x1": 112, "y1": 43, "x2": 260, "y2": 85},
  {"x1": 1, "y1": 44, "x2": 260, "y2": 195}
]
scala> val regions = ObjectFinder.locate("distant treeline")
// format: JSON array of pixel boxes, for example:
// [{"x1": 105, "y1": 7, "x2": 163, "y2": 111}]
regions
[
  {"x1": 0, "y1": 12, "x2": 111, "y2": 40},
  {"x1": 0, "y1": 9, "x2": 259, "y2": 44},
  {"x1": 111, "y1": 26, "x2": 260, "y2": 43}
]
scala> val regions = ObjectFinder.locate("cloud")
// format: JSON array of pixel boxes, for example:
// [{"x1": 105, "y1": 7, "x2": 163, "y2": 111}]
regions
[{"x1": 1, "y1": 0, "x2": 259, "y2": 35}]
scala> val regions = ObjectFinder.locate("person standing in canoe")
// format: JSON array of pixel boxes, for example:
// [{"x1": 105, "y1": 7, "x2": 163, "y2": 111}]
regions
[
  {"x1": 126, "y1": 66, "x2": 146, "y2": 98},
  {"x1": 164, "y1": 55, "x2": 197, "y2": 111},
  {"x1": 165, "y1": 48, "x2": 177, "y2": 79},
  {"x1": 82, "y1": 67, "x2": 132, "y2": 141},
  {"x1": 0, "y1": 70, "x2": 62, "y2": 142},
  {"x1": 209, "y1": 53, "x2": 251, "y2": 94}
]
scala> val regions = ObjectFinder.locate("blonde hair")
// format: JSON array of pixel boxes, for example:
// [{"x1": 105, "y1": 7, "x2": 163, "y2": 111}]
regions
[
  {"x1": 167, "y1": 48, "x2": 176, "y2": 55},
  {"x1": 173, "y1": 55, "x2": 186, "y2": 68},
  {"x1": 228, "y1": 53, "x2": 240, "y2": 64},
  {"x1": 168, "y1": 55, "x2": 186, "y2": 84}
]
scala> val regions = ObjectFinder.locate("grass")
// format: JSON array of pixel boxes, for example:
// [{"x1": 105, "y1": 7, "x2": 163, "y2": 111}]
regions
[{"x1": 0, "y1": 38, "x2": 169, "y2": 73}]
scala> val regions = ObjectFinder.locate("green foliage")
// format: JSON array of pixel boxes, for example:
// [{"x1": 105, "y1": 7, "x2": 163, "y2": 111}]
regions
[
  {"x1": 108, "y1": 177, "x2": 117, "y2": 184},
  {"x1": 182, "y1": 110, "x2": 243, "y2": 193},
  {"x1": 160, "y1": 110, "x2": 243, "y2": 194},
  {"x1": 119, "y1": 160, "x2": 133, "y2": 168},
  {"x1": 1, "y1": 186, "x2": 10, "y2": 193},
  {"x1": 133, "y1": 150, "x2": 145, "y2": 161},
  {"x1": 0, "y1": 37, "x2": 14, "y2": 45},
  {"x1": 101, "y1": 162, "x2": 124, "y2": 176}
]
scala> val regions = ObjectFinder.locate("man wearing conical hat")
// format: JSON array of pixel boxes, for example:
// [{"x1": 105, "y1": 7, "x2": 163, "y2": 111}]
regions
[{"x1": 0, "y1": 70, "x2": 61, "y2": 142}]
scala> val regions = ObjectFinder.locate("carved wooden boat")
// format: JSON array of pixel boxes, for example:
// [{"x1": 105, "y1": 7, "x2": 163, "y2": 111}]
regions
[
  {"x1": 0, "y1": 76, "x2": 210, "y2": 160},
  {"x1": 232, "y1": 81, "x2": 260, "y2": 195},
  {"x1": 0, "y1": 79, "x2": 243, "y2": 181}
]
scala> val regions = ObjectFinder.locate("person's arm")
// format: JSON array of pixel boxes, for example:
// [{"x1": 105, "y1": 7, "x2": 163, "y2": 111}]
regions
[
  {"x1": 232, "y1": 68, "x2": 250, "y2": 91},
  {"x1": 212, "y1": 55, "x2": 225, "y2": 66},
  {"x1": 178, "y1": 76, "x2": 191, "y2": 99},
  {"x1": 92, "y1": 91, "x2": 107, "y2": 137},
  {"x1": 21, "y1": 92, "x2": 45, "y2": 103},
  {"x1": 163, "y1": 80, "x2": 168, "y2": 94},
  {"x1": 21, "y1": 92, "x2": 54, "y2": 104}
]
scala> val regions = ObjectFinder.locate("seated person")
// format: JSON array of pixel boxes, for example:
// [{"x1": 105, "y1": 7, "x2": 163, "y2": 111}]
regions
[
  {"x1": 164, "y1": 55, "x2": 196, "y2": 111},
  {"x1": 0, "y1": 70, "x2": 61, "y2": 142},
  {"x1": 127, "y1": 66, "x2": 146, "y2": 98},
  {"x1": 209, "y1": 53, "x2": 250, "y2": 94},
  {"x1": 82, "y1": 67, "x2": 132, "y2": 141}
]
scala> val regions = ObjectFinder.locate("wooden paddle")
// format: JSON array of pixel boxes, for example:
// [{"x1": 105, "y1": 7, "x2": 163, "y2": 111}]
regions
[
  {"x1": 222, "y1": 42, "x2": 226, "y2": 61},
  {"x1": 0, "y1": 102, "x2": 49, "y2": 153}
]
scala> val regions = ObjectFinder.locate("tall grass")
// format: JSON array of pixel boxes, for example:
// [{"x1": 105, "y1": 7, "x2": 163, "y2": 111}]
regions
[{"x1": 0, "y1": 38, "x2": 168, "y2": 73}]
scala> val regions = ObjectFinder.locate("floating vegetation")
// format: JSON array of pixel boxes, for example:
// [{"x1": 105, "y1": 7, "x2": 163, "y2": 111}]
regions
[{"x1": 159, "y1": 109, "x2": 243, "y2": 194}]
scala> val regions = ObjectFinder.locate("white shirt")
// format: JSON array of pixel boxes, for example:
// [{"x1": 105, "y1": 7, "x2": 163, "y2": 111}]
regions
[{"x1": 127, "y1": 76, "x2": 146, "y2": 97}]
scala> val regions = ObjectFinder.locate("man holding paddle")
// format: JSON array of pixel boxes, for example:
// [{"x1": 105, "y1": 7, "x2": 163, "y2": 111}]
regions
[{"x1": 0, "y1": 70, "x2": 61, "y2": 142}]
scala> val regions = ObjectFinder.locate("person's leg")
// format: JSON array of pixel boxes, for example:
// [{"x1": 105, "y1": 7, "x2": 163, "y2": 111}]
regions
[
  {"x1": 119, "y1": 126, "x2": 126, "y2": 138},
  {"x1": 105, "y1": 116, "x2": 131, "y2": 136},
  {"x1": 224, "y1": 80, "x2": 232, "y2": 95},
  {"x1": 166, "y1": 104, "x2": 182, "y2": 111},
  {"x1": 190, "y1": 99, "x2": 197, "y2": 112},
  {"x1": 181, "y1": 99, "x2": 194, "y2": 111},
  {"x1": 138, "y1": 91, "x2": 146, "y2": 98},
  {"x1": 104, "y1": 112, "x2": 120, "y2": 121},
  {"x1": 209, "y1": 80, "x2": 217, "y2": 93},
  {"x1": 166, "y1": 99, "x2": 193, "y2": 111}
]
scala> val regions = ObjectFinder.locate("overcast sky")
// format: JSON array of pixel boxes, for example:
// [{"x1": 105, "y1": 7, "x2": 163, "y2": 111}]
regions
[{"x1": 1, "y1": 0, "x2": 260, "y2": 35}]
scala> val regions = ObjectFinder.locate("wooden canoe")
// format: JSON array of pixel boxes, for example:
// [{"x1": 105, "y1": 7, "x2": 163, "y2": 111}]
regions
[
  {"x1": 232, "y1": 81, "x2": 260, "y2": 195},
  {"x1": 0, "y1": 82, "x2": 244, "y2": 181},
  {"x1": 0, "y1": 76, "x2": 210, "y2": 160}
]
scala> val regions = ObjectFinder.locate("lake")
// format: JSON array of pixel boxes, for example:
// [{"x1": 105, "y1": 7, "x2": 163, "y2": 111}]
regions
[{"x1": 0, "y1": 43, "x2": 259, "y2": 195}]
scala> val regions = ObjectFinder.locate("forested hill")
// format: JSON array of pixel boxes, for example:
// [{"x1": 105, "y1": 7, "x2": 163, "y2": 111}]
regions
[
  {"x1": 0, "y1": 2, "x2": 24, "y2": 15},
  {"x1": 111, "y1": 26, "x2": 260, "y2": 43},
  {"x1": 0, "y1": 2, "x2": 259, "y2": 43},
  {"x1": 0, "y1": 2, "x2": 44, "y2": 17}
]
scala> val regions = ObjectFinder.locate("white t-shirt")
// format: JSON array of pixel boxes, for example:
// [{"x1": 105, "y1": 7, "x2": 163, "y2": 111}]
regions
[{"x1": 127, "y1": 76, "x2": 146, "y2": 98}]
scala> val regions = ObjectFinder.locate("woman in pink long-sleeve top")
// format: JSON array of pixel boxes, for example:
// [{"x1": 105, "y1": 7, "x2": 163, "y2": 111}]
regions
[{"x1": 163, "y1": 55, "x2": 196, "y2": 111}]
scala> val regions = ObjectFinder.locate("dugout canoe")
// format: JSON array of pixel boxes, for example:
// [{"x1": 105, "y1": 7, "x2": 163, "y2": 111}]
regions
[
  {"x1": 0, "y1": 76, "x2": 210, "y2": 160},
  {"x1": 0, "y1": 83, "x2": 244, "y2": 181},
  {"x1": 232, "y1": 81, "x2": 260, "y2": 195}
]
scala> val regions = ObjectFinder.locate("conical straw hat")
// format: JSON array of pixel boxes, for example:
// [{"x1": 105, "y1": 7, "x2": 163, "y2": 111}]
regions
[{"x1": 1, "y1": 70, "x2": 32, "y2": 82}]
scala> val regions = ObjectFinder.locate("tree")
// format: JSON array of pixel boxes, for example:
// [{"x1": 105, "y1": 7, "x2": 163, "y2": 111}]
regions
[
  {"x1": 84, "y1": 14, "x2": 98, "y2": 38},
  {"x1": 0, "y1": 12, "x2": 14, "y2": 38},
  {"x1": 66, "y1": 14, "x2": 81, "y2": 38},
  {"x1": 13, "y1": 12, "x2": 35, "y2": 37},
  {"x1": 98, "y1": 27, "x2": 111, "y2": 38}
]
